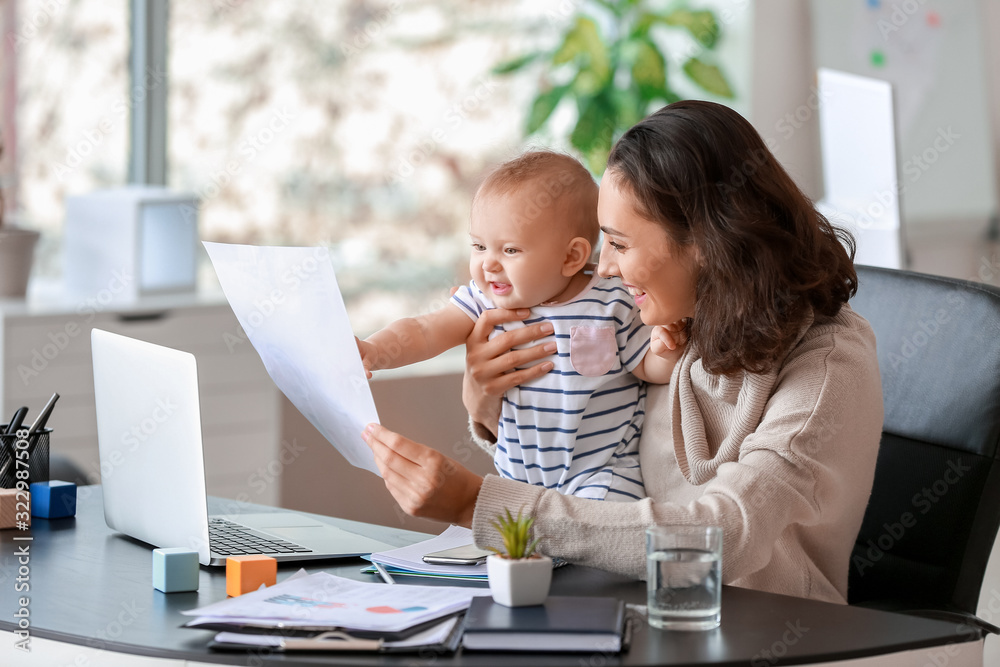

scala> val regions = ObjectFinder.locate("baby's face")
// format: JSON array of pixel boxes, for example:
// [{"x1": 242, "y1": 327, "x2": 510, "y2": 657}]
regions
[{"x1": 469, "y1": 192, "x2": 579, "y2": 309}]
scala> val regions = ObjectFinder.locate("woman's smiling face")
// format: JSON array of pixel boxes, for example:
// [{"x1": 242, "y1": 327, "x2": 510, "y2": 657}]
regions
[{"x1": 596, "y1": 173, "x2": 698, "y2": 327}]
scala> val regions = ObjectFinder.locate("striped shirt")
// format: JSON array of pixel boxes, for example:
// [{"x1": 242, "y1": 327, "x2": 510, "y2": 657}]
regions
[{"x1": 451, "y1": 274, "x2": 651, "y2": 501}]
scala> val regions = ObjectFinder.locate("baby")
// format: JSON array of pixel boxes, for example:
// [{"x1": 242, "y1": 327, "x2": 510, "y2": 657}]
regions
[{"x1": 357, "y1": 151, "x2": 683, "y2": 500}]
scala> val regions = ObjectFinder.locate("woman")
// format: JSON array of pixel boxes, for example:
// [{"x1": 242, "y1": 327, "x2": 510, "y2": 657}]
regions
[{"x1": 362, "y1": 100, "x2": 883, "y2": 604}]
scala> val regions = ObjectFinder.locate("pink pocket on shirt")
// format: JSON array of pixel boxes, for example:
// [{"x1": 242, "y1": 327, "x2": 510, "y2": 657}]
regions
[{"x1": 569, "y1": 326, "x2": 618, "y2": 376}]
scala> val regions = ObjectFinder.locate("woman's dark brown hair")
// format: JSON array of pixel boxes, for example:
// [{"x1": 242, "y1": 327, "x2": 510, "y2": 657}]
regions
[{"x1": 607, "y1": 100, "x2": 857, "y2": 375}]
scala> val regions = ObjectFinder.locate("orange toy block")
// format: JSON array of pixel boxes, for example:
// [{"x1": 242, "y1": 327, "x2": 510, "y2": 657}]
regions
[
  {"x1": 0, "y1": 488, "x2": 30, "y2": 529},
  {"x1": 226, "y1": 555, "x2": 276, "y2": 597}
]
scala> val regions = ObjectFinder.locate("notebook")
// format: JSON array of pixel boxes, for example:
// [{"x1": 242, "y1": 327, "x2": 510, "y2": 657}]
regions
[
  {"x1": 91, "y1": 328, "x2": 395, "y2": 566},
  {"x1": 461, "y1": 595, "x2": 627, "y2": 652}
]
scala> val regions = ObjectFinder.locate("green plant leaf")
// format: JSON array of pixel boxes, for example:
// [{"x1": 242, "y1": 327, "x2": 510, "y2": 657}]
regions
[
  {"x1": 570, "y1": 97, "x2": 603, "y2": 154},
  {"x1": 553, "y1": 16, "x2": 610, "y2": 86},
  {"x1": 526, "y1": 85, "x2": 568, "y2": 134},
  {"x1": 631, "y1": 39, "x2": 667, "y2": 98},
  {"x1": 663, "y1": 9, "x2": 720, "y2": 49},
  {"x1": 571, "y1": 70, "x2": 606, "y2": 97},
  {"x1": 571, "y1": 94, "x2": 617, "y2": 174},
  {"x1": 492, "y1": 508, "x2": 541, "y2": 559},
  {"x1": 492, "y1": 52, "x2": 542, "y2": 75},
  {"x1": 682, "y1": 57, "x2": 734, "y2": 98},
  {"x1": 610, "y1": 85, "x2": 646, "y2": 129},
  {"x1": 633, "y1": 12, "x2": 656, "y2": 38},
  {"x1": 553, "y1": 19, "x2": 584, "y2": 65}
]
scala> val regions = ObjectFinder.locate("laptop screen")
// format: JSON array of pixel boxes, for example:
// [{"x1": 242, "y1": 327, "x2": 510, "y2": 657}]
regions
[{"x1": 92, "y1": 329, "x2": 213, "y2": 565}]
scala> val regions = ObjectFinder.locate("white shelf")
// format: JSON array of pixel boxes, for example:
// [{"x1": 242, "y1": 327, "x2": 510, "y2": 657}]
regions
[{"x1": 0, "y1": 285, "x2": 280, "y2": 505}]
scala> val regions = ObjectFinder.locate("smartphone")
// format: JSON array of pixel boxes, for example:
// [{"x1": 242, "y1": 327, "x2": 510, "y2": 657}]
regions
[{"x1": 421, "y1": 544, "x2": 493, "y2": 566}]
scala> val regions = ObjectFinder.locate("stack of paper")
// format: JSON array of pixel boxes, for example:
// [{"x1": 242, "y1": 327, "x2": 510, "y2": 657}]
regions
[
  {"x1": 183, "y1": 570, "x2": 491, "y2": 635},
  {"x1": 367, "y1": 526, "x2": 488, "y2": 581}
]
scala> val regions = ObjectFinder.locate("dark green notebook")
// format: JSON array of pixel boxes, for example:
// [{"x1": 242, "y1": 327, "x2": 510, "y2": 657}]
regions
[{"x1": 461, "y1": 595, "x2": 626, "y2": 652}]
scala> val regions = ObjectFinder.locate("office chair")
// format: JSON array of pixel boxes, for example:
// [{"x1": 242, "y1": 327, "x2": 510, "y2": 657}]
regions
[{"x1": 848, "y1": 265, "x2": 1000, "y2": 633}]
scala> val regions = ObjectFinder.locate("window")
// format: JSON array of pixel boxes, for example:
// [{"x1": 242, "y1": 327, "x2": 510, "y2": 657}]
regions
[
  {"x1": 2, "y1": 0, "x2": 750, "y2": 332},
  {"x1": 0, "y1": 0, "x2": 130, "y2": 275},
  {"x1": 168, "y1": 0, "x2": 561, "y2": 332}
]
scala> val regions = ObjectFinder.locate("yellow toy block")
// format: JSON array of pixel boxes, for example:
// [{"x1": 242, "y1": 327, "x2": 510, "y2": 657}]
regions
[
  {"x1": 0, "y1": 488, "x2": 30, "y2": 530},
  {"x1": 226, "y1": 555, "x2": 276, "y2": 597}
]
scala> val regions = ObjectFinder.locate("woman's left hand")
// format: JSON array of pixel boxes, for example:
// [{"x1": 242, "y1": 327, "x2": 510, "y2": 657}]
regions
[{"x1": 362, "y1": 423, "x2": 484, "y2": 527}]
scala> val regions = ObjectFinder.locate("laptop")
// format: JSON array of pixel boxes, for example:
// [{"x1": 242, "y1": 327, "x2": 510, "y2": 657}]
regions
[{"x1": 91, "y1": 328, "x2": 395, "y2": 566}]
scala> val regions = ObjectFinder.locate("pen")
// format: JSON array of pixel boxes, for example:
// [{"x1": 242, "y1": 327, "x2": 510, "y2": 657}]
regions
[
  {"x1": 4, "y1": 406, "x2": 29, "y2": 436},
  {"x1": 374, "y1": 562, "x2": 396, "y2": 585},
  {"x1": 28, "y1": 393, "x2": 60, "y2": 436},
  {"x1": 0, "y1": 406, "x2": 29, "y2": 481}
]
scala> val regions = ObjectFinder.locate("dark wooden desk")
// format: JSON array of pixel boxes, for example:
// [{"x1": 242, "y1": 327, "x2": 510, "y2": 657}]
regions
[{"x1": 0, "y1": 486, "x2": 983, "y2": 666}]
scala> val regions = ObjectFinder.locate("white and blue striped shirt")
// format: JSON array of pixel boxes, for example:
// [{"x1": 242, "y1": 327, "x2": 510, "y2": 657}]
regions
[{"x1": 451, "y1": 274, "x2": 651, "y2": 501}]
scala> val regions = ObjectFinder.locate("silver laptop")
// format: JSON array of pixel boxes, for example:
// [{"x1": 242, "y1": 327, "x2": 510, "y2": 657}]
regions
[{"x1": 91, "y1": 328, "x2": 394, "y2": 566}]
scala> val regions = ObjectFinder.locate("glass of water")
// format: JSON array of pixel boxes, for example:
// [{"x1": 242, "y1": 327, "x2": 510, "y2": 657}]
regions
[{"x1": 645, "y1": 525, "x2": 722, "y2": 631}]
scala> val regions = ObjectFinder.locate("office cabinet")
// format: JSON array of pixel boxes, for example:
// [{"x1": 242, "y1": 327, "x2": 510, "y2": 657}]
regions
[{"x1": 0, "y1": 290, "x2": 281, "y2": 506}]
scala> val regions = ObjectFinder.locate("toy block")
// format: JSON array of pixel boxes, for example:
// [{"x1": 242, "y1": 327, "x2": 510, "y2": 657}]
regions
[
  {"x1": 0, "y1": 488, "x2": 29, "y2": 529},
  {"x1": 29, "y1": 481, "x2": 76, "y2": 519},
  {"x1": 152, "y1": 548, "x2": 200, "y2": 593},
  {"x1": 226, "y1": 555, "x2": 276, "y2": 597}
]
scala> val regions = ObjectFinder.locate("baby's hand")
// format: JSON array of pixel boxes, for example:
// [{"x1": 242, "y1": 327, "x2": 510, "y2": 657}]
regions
[
  {"x1": 649, "y1": 319, "x2": 690, "y2": 358},
  {"x1": 355, "y1": 337, "x2": 377, "y2": 379}
]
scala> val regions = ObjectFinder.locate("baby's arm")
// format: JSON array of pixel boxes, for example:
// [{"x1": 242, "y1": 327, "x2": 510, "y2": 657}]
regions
[
  {"x1": 357, "y1": 304, "x2": 475, "y2": 378},
  {"x1": 631, "y1": 322, "x2": 688, "y2": 384}
]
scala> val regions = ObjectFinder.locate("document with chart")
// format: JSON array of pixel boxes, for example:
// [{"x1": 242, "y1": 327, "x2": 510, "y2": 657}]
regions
[
  {"x1": 204, "y1": 242, "x2": 380, "y2": 476},
  {"x1": 183, "y1": 570, "x2": 489, "y2": 633}
]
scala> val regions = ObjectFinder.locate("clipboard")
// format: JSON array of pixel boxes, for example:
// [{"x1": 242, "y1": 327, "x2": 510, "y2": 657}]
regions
[
  {"x1": 209, "y1": 631, "x2": 383, "y2": 652},
  {"x1": 184, "y1": 610, "x2": 458, "y2": 641},
  {"x1": 206, "y1": 615, "x2": 464, "y2": 653}
]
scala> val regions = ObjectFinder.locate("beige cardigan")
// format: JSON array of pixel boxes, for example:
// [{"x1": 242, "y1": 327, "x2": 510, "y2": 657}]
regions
[{"x1": 470, "y1": 305, "x2": 883, "y2": 604}]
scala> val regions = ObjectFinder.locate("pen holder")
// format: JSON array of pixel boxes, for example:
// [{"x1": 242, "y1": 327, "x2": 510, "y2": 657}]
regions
[{"x1": 0, "y1": 426, "x2": 51, "y2": 489}]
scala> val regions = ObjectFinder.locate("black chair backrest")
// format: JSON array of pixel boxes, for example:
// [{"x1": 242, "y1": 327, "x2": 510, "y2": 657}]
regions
[{"x1": 848, "y1": 265, "x2": 1000, "y2": 614}]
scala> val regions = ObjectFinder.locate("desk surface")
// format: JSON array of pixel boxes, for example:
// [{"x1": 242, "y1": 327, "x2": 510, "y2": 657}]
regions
[{"x1": 0, "y1": 486, "x2": 981, "y2": 666}]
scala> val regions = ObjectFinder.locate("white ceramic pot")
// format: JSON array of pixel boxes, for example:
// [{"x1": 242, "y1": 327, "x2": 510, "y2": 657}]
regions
[
  {"x1": 0, "y1": 227, "x2": 40, "y2": 299},
  {"x1": 486, "y1": 553, "x2": 553, "y2": 607}
]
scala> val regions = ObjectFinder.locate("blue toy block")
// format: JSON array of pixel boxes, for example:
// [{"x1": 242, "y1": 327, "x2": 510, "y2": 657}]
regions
[
  {"x1": 29, "y1": 481, "x2": 76, "y2": 519},
  {"x1": 153, "y1": 548, "x2": 200, "y2": 593}
]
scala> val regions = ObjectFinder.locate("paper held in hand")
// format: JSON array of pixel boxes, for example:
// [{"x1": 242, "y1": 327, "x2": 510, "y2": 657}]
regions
[{"x1": 204, "y1": 242, "x2": 380, "y2": 476}]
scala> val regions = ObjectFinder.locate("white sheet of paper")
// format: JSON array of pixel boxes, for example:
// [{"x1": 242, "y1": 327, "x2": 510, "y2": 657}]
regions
[{"x1": 204, "y1": 242, "x2": 380, "y2": 476}]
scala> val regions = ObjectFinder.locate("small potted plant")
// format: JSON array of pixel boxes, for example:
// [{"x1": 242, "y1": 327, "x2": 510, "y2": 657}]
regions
[
  {"x1": 486, "y1": 508, "x2": 553, "y2": 607},
  {"x1": 0, "y1": 134, "x2": 41, "y2": 299}
]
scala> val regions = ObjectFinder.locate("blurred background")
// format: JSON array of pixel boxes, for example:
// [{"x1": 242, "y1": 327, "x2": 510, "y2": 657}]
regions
[{"x1": 7, "y1": 0, "x2": 994, "y2": 331}]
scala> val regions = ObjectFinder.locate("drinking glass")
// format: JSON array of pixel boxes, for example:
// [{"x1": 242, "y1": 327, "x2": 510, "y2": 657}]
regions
[{"x1": 645, "y1": 525, "x2": 722, "y2": 630}]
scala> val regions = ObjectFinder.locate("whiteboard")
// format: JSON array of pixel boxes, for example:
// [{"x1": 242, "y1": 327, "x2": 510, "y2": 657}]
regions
[{"x1": 809, "y1": 0, "x2": 997, "y2": 226}]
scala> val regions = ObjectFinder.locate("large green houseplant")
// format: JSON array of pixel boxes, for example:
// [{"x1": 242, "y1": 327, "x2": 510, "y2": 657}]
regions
[{"x1": 495, "y1": 0, "x2": 734, "y2": 173}]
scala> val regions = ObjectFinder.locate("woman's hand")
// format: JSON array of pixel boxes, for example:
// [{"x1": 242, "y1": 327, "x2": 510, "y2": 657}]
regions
[
  {"x1": 463, "y1": 308, "x2": 557, "y2": 435},
  {"x1": 362, "y1": 423, "x2": 484, "y2": 527}
]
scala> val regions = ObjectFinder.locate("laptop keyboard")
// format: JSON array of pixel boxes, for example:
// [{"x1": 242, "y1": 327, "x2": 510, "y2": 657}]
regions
[{"x1": 208, "y1": 517, "x2": 313, "y2": 556}]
